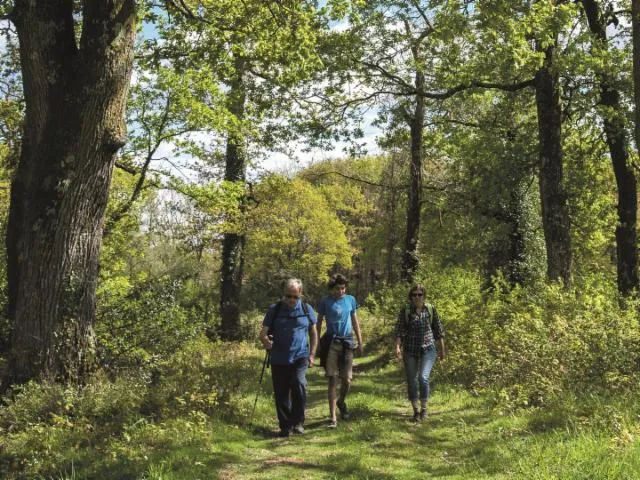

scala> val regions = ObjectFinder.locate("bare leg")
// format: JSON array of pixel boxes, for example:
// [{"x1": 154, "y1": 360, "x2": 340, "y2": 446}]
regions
[{"x1": 328, "y1": 376, "x2": 338, "y2": 422}]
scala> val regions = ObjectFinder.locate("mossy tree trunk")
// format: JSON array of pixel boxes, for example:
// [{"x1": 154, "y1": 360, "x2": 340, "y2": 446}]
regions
[{"x1": 4, "y1": 0, "x2": 136, "y2": 386}]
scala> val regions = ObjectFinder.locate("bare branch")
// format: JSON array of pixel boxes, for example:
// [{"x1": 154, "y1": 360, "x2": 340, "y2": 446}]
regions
[{"x1": 421, "y1": 78, "x2": 536, "y2": 99}]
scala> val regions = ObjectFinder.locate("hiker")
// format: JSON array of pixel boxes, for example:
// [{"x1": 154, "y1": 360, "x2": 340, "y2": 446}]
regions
[
  {"x1": 395, "y1": 283, "x2": 446, "y2": 422},
  {"x1": 259, "y1": 278, "x2": 318, "y2": 438},
  {"x1": 317, "y1": 273, "x2": 363, "y2": 428}
]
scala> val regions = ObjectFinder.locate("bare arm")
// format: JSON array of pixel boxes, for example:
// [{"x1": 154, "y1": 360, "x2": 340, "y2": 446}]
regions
[
  {"x1": 351, "y1": 311, "x2": 363, "y2": 355},
  {"x1": 438, "y1": 337, "x2": 446, "y2": 360},
  {"x1": 308, "y1": 324, "x2": 318, "y2": 367},
  {"x1": 316, "y1": 314, "x2": 324, "y2": 337}
]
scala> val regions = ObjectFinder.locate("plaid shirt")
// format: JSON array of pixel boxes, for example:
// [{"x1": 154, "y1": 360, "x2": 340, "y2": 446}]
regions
[{"x1": 395, "y1": 304, "x2": 444, "y2": 356}]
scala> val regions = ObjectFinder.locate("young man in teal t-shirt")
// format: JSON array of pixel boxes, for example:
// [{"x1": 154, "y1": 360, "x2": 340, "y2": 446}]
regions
[{"x1": 317, "y1": 274, "x2": 363, "y2": 428}]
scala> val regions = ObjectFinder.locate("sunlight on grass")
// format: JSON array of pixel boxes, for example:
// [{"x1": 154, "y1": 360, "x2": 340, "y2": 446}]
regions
[{"x1": 4, "y1": 351, "x2": 640, "y2": 479}]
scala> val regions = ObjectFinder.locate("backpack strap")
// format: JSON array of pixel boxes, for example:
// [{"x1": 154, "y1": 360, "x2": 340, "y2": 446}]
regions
[
  {"x1": 405, "y1": 303, "x2": 434, "y2": 323},
  {"x1": 272, "y1": 300, "x2": 311, "y2": 320}
]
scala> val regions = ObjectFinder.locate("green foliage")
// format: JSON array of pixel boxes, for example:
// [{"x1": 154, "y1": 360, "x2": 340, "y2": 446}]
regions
[
  {"x1": 366, "y1": 265, "x2": 640, "y2": 411},
  {"x1": 447, "y1": 276, "x2": 640, "y2": 409},
  {"x1": 97, "y1": 275, "x2": 199, "y2": 370},
  {"x1": 0, "y1": 337, "x2": 264, "y2": 479},
  {"x1": 143, "y1": 338, "x2": 260, "y2": 419},
  {"x1": 243, "y1": 174, "x2": 352, "y2": 304}
]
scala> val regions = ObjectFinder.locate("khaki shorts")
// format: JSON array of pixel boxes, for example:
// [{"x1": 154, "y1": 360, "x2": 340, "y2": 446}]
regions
[{"x1": 325, "y1": 340, "x2": 354, "y2": 380}]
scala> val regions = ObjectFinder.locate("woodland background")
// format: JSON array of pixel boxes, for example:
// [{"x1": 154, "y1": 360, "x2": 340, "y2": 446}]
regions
[{"x1": 0, "y1": 1, "x2": 639, "y2": 478}]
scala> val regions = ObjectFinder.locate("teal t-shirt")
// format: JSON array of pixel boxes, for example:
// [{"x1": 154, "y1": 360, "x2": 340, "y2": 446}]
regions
[{"x1": 318, "y1": 294, "x2": 358, "y2": 337}]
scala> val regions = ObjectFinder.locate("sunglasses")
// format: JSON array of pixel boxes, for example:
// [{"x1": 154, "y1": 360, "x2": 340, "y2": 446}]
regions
[
  {"x1": 410, "y1": 292, "x2": 424, "y2": 297},
  {"x1": 284, "y1": 294, "x2": 300, "y2": 299}
]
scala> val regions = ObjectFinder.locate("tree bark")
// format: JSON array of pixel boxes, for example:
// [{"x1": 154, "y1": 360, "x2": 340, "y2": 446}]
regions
[
  {"x1": 633, "y1": 0, "x2": 640, "y2": 160},
  {"x1": 534, "y1": 43, "x2": 572, "y2": 285},
  {"x1": 582, "y1": 0, "x2": 639, "y2": 295},
  {"x1": 219, "y1": 61, "x2": 247, "y2": 340},
  {"x1": 5, "y1": 0, "x2": 137, "y2": 386},
  {"x1": 401, "y1": 73, "x2": 425, "y2": 283},
  {"x1": 384, "y1": 152, "x2": 401, "y2": 284}
]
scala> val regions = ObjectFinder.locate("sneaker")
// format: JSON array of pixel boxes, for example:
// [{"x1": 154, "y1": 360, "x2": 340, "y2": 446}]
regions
[
  {"x1": 420, "y1": 409, "x2": 427, "y2": 420},
  {"x1": 337, "y1": 400, "x2": 350, "y2": 420},
  {"x1": 327, "y1": 419, "x2": 338, "y2": 428},
  {"x1": 291, "y1": 424, "x2": 305, "y2": 435},
  {"x1": 278, "y1": 429, "x2": 290, "y2": 438},
  {"x1": 412, "y1": 410, "x2": 421, "y2": 423}
]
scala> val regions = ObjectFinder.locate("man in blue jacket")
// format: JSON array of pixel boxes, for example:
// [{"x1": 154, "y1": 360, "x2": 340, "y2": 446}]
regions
[{"x1": 259, "y1": 278, "x2": 318, "y2": 437}]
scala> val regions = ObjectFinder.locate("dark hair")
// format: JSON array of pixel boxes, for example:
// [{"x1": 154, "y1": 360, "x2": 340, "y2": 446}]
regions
[
  {"x1": 407, "y1": 283, "x2": 426, "y2": 301},
  {"x1": 328, "y1": 273, "x2": 349, "y2": 289}
]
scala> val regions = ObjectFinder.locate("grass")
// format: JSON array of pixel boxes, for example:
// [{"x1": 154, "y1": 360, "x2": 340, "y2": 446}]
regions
[{"x1": 4, "y1": 352, "x2": 640, "y2": 479}]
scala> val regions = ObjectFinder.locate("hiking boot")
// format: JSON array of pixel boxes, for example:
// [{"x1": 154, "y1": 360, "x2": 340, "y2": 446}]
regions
[
  {"x1": 337, "y1": 400, "x2": 350, "y2": 420},
  {"x1": 420, "y1": 409, "x2": 427, "y2": 421},
  {"x1": 412, "y1": 410, "x2": 421, "y2": 423},
  {"x1": 291, "y1": 424, "x2": 305, "y2": 435},
  {"x1": 327, "y1": 419, "x2": 338, "y2": 428}
]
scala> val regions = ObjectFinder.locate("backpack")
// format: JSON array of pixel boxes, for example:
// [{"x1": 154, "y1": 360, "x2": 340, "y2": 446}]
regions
[
  {"x1": 404, "y1": 303, "x2": 434, "y2": 326},
  {"x1": 271, "y1": 300, "x2": 310, "y2": 321},
  {"x1": 268, "y1": 300, "x2": 311, "y2": 336}
]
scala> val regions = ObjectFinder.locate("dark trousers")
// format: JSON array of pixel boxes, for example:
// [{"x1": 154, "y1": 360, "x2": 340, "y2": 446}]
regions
[{"x1": 271, "y1": 356, "x2": 308, "y2": 431}]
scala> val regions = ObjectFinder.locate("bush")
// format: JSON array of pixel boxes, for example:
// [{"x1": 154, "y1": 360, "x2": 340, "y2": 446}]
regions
[
  {"x1": 366, "y1": 267, "x2": 640, "y2": 409},
  {"x1": 143, "y1": 336, "x2": 263, "y2": 420},
  {"x1": 447, "y1": 275, "x2": 640, "y2": 408}
]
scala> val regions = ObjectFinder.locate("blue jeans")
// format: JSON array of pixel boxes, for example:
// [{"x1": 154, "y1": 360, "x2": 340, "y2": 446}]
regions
[
  {"x1": 403, "y1": 346, "x2": 437, "y2": 401},
  {"x1": 271, "y1": 356, "x2": 308, "y2": 431}
]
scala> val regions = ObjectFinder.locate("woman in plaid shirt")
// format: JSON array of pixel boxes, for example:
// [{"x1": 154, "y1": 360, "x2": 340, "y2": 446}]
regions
[{"x1": 395, "y1": 284, "x2": 446, "y2": 422}]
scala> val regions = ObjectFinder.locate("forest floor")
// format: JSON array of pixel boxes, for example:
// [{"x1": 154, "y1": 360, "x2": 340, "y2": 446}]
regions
[{"x1": 109, "y1": 353, "x2": 640, "y2": 480}]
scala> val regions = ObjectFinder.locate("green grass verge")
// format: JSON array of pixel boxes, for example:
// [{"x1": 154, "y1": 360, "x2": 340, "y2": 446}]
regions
[{"x1": 3, "y1": 353, "x2": 640, "y2": 479}]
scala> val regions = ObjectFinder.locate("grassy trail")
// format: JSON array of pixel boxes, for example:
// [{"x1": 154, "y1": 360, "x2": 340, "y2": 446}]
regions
[{"x1": 180, "y1": 354, "x2": 640, "y2": 480}]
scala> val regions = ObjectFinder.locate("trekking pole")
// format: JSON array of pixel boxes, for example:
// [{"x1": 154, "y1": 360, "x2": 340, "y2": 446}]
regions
[{"x1": 251, "y1": 348, "x2": 271, "y2": 420}]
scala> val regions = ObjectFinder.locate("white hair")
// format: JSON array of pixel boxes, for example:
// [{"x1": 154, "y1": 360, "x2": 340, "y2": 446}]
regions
[{"x1": 284, "y1": 278, "x2": 303, "y2": 292}]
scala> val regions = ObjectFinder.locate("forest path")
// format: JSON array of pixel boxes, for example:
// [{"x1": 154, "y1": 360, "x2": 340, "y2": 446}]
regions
[{"x1": 211, "y1": 354, "x2": 531, "y2": 480}]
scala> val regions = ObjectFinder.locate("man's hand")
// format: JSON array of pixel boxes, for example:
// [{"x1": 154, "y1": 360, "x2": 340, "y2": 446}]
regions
[
  {"x1": 308, "y1": 354, "x2": 315, "y2": 367},
  {"x1": 395, "y1": 345, "x2": 402, "y2": 360},
  {"x1": 261, "y1": 335, "x2": 273, "y2": 351},
  {"x1": 356, "y1": 343, "x2": 363, "y2": 356}
]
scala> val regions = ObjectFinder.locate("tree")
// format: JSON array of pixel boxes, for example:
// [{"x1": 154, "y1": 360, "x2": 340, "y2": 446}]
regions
[
  {"x1": 316, "y1": 0, "x2": 475, "y2": 282},
  {"x1": 633, "y1": 0, "x2": 640, "y2": 170},
  {"x1": 155, "y1": 0, "x2": 323, "y2": 339},
  {"x1": 581, "y1": 0, "x2": 639, "y2": 294},
  {"x1": 243, "y1": 175, "x2": 352, "y2": 304},
  {"x1": 2, "y1": 0, "x2": 137, "y2": 386},
  {"x1": 533, "y1": 17, "x2": 572, "y2": 286}
]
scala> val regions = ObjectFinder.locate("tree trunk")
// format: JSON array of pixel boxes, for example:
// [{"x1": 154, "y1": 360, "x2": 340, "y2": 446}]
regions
[
  {"x1": 401, "y1": 72, "x2": 425, "y2": 282},
  {"x1": 633, "y1": 0, "x2": 640, "y2": 159},
  {"x1": 5, "y1": 1, "x2": 136, "y2": 386},
  {"x1": 582, "y1": 0, "x2": 639, "y2": 295},
  {"x1": 534, "y1": 43, "x2": 572, "y2": 286},
  {"x1": 219, "y1": 62, "x2": 247, "y2": 340},
  {"x1": 384, "y1": 152, "x2": 401, "y2": 284}
]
